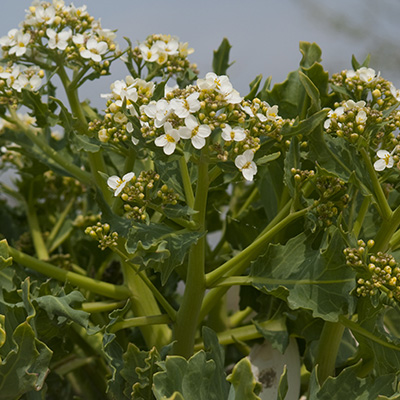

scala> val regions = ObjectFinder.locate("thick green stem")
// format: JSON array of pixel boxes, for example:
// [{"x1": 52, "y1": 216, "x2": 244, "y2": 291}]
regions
[
  {"x1": 352, "y1": 195, "x2": 371, "y2": 239},
  {"x1": 374, "y1": 205, "x2": 400, "y2": 252},
  {"x1": 314, "y1": 321, "x2": 345, "y2": 384},
  {"x1": 57, "y1": 65, "x2": 112, "y2": 204},
  {"x1": 121, "y1": 261, "x2": 171, "y2": 349},
  {"x1": 360, "y1": 148, "x2": 392, "y2": 221},
  {"x1": 179, "y1": 156, "x2": 195, "y2": 208},
  {"x1": 8, "y1": 246, "x2": 130, "y2": 299},
  {"x1": 206, "y1": 207, "x2": 309, "y2": 287},
  {"x1": 26, "y1": 182, "x2": 49, "y2": 260},
  {"x1": 194, "y1": 318, "x2": 285, "y2": 352},
  {"x1": 173, "y1": 154, "x2": 209, "y2": 358},
  {"x1": 109, "y1": 314, "x2": 171, "y2": 333},
  {"x1": 113, "y1": 246, "x2": 176, "y2": 321}
]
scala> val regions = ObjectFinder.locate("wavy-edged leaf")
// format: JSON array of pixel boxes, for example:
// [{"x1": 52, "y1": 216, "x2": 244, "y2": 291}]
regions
[
  {"x1": 250, "y1": 228, "x2": 356, "y2": 322},
  {"x1": 153, "y1": 351, "x2": 217, "y2": 400},
  {"x1": 226, "y1": 357, "x2": 262, "y2": 400},
  {"x1": 0, "y1": 321, "x2": 52, "y2": 399},
  {"x1": 0, "y1": 240, "x2": 12, "y2": 271}
]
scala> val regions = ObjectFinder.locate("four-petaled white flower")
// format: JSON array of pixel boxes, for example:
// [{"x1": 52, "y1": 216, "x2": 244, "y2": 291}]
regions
[
  {"x1": 46, "y1": 28, "x2": 71, "y2": 51},
  {"x1": 355, "y1": 110, "x2": 367, "y2": 124},
  {"x1": 154, "y1": 39, "x2": 179, "y2": 56},
  {"x1": 155, "y1": 122, "x2": 180, "y2": 155},
  {"x1": 235, "y1": 150, "x2": 258, "y2": 181},
  {"x1": 221, "y1": 124, "x2": 246, "y2": 142},
  {"x1": 80, "y1": 38, "x2": 108, "y2": 62},
  {"x1": 374, "y1": 149, "x2": 395, "y2": 171},
  {"x1": 197, "y1": 72, "x2": 242, "y2": 104},
  {"x1": 179, "y1": 115, "x2": 211, "y2": 149},
  {"x1": 139, "y1": 43, "x2": 159, "y2": 62},
  {"x1": 0, "y1": 29, "x2": 18, "y2": 48},
  {"x1": 107, "y1": 172, "x2": 135, "y2": 196},
  {"x1": 35, "y1": 5, "x2": 56, "y2": 25},
  {"x1": 9, "y1": 32, "x2": 30, "y2": 57},
  {"x1": 143, "y1": 99, "x2": 172, "y2": 128},
  {"x1": 358, "y1": 67, "x2": 378, "y2": 83},
  {"x1": 171, "y1": 92, "x2": 200, "y2": 118}
]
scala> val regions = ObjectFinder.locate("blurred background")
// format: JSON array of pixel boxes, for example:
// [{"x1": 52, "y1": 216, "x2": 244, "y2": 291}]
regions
[{"x1": 1, "y1": 0, "x2": 400, "y2": 109}]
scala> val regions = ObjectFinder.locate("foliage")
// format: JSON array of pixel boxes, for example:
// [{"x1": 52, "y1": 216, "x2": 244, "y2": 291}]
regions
[{"x1": 1, "y1": 1, "x2": 400, "y2": 399}]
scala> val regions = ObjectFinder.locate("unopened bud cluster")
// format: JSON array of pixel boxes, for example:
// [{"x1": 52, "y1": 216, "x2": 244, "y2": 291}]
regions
[
  {"x1": 290, "y1": 168, "x2": 315, "y2": 185},
  {"x1": 73, "y1": 213, "x2": 101, "y2": 228},
  {"x1": 313, "y1": 175, "x2": 349, "y2": 227},
  {"x1": 85, "y1": 222, "x2": 118, "y2": 250},
  {"x1": 344, "y1": 240, "x2": 400, "y2": 301}
]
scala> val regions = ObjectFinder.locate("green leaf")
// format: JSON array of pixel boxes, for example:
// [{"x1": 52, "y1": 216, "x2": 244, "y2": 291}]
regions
[
  {"x1": 0, "y1": 240, "x2": 12, "y2": 271},
  {"x1": 284, "y1": 136, "x2": 300, "y2": 198},
  {"x1": 0, "y1": 322, "x2": 52, "y2": 400},
  {"x1": 213, "y1": 38, "x2": 233, "y2": 75},
  {"x1": 256, "y1": 151, "x2": 281, "y2": 166},
  {"x1": 245, "y1": 75, "x2": 263, "y2": 100},
  {"x1": 298, "y1": 70, "x2": 321, "y2": 115},
  {"x1": 70, "y1": 131, "x2": 101, "y2": 153},
  {"x1": 126, "y1": 223, "x2": 203, "y2": 285},
  {"x1": 253, "y1": 319, "x2": 289, "y2": 354},
  {"x1": 152, "y1": 351, "x2": 217, "y2": 400},
  {"x1": 202, "y1": 327, "x2": 230, "y2": 399},
  {"x1": 276, "y1": 365, "x2": 288, "y2": 400},
  {"x1": 226, "y1": 357, "x2": 262, "y2": 400},
  {"x1": 120, "y1": 343, "x2": 161, "y2": 399},
  {"x1": 34, "y1": 290, "x2": 90, "y2": 327},
  {"x1": 250, "y1": 228, "x2": 356, "y2": 322},
  {"x1": 308, "y1": 362, "x2": 398, "y2": 399},
  {"x1": 299, "y1": 42, "x2": 322, "y2": 68},
  {"x1": 351, "y1": 54, "x2": 371, "y2": 70}
]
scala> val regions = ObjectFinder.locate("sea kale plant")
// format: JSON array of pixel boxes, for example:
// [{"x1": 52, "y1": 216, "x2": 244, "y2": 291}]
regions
[{"x1": 2, "y1": 1, "x2": 400, "y2": 399}]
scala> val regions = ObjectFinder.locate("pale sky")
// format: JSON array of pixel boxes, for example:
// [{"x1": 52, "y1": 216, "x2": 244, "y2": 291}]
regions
[{"x1": 1, "y1": 0, "x2": 400, "y2": 108}]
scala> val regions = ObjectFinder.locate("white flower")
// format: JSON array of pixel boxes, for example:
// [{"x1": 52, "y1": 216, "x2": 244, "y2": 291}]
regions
[
  {"x1": 324, "y1": 107, "x2": 345, "y2": 129},
  {"x1": 358, "y1": 67, "x2": 378, "y2": 84},
  {"x1": 171, "y1": 92, "x2": 201, "y2": 118},
  {"x1": 35, "y1": 5, "x2": 56, "y2": 25},
  {"x1": 344, "y1": 100, "x2": 366, "y2": 110},
  {"x1": 154, "y1": 39, "x2": 179, "y2": 56},
  {"x1": 235, "y1": 150, "x2": 257, "y2": 181},
  {"x1": 143, "y1": 99, "x2": 172, "y2": 128},
  {"x1": 390, "y1": 84, "x2": 400, "y2": 102},
  {"x1": 51, "y1": 129, "x2": 65, "y2": 141},
  {"x1": 374, "y1": 149, "x2": 395, "y2": 171},
  {"x1": 197, "y1": 72, "x2": 242, "y2": 104},
  {"x1": 179, "y1": 115, "x2": 211, "y2": 149},
  {"x1": 221, "y1": 124, "x2": 246, "y2": 142},
  {"x1": 165, "y1": 83, "x2": 179, "y2": 96},
  {"x1": 9, "y1": 32, "x2": 30, "y2": 57},
  {"x1": 107, "y1": 172, "x2": 135, "y2": 196},
  {"x1": 356, "y1": 110, "x2": 367, "y2": 124},
  {"x1": 139, "y1": 43, "x2": 159, "y2": 62},
  {"x1": 46, "y1": 28, "x2": 71, "y2": 51},
  {"x1": 179, "y1": 42, "x2": 194, "y2": 57},
  {"x1": 0, "y1": 29, "x2": 19, "y2": 47},
  {"x1": 155, "y1": 122, "x2": 180, "y2": 155},
  {"x1": 80, "y1": 38, "x2": 108, "y2": 63}
]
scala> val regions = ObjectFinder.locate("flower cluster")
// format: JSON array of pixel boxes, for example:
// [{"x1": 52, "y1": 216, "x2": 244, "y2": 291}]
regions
[
  {"x1": 0, "y1": 0, "x2": 118, "y2": 74},
  {"x1": 344, "y1": 240, "x2": 400, "y2": 301},
  {"x1": 136, "y1": 73, "x2": 285, "y2": 180},
  {"x1": 90, "y1": 77, "x2": 155, "y2": 144},
  {"x1": 324, "y1": 98, "x2": 400, "y2": 149},
  {"x1": 85, "y1": 222, "x2": 118, "y2": 251},
  {"x1": 331, "y1": 67, "x2": 400, "y2": 110},
  {"x1": 0, "y1": 64, "x2": 43, "y2": 100},
  {"x1": 131, "y1": 34, "x2": 197, "y2": 78}
]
